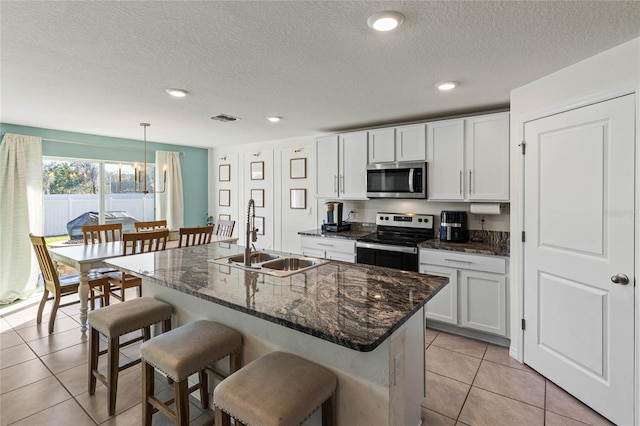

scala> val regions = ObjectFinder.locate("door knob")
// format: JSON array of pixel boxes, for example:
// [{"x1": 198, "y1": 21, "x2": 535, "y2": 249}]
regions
[{"x1": 610, "y1": 274, "x2": 630, "y2": 285}]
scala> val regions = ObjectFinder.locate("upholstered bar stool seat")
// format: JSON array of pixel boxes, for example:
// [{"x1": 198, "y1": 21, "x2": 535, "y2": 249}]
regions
[
  {"x1": 88, "y1": 297, "x2": 172, "y2": 416},
  {"x1": 214, "y1": 351, "x2": 337, "y2": 426},
  {"x1": 140, "y1": 320, "x2": 242, "y2": 425}
]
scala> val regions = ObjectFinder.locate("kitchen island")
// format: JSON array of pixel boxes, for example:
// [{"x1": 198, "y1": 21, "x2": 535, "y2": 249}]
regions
[{"x1": 106, "y1": 242, "x2": 447, "y2": 425}]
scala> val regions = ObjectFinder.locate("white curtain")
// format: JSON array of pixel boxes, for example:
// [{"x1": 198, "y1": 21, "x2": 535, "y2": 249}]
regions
[
  {"x1": 0, "y1": 133, "x2": 43, "y2": 304},
  {"x1": 155, "y1": 151, "x2": 184, "y2": 230}
]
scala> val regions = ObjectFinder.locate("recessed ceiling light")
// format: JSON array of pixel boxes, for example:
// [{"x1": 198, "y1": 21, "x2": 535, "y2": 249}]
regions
[
  {"x1": 165, "y1": 88, "x2": 189, "y2": 97},
  {"x1": 367, "y1": 11, "x2": 404, "y2": 32},
  {"x1": 435, "y1": 81, "x2": 458, "y2": 91},
  {"x1": 266, "y1": 116, "x2": 282, "y2": 123}
]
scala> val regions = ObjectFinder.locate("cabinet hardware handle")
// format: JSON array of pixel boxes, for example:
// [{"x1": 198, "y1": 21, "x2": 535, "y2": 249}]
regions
[
  {"x1": 459, "y1": 170, "x2": 463, "y2": 194},
  {"x1": 334, "y1": 175, "x2": 338, "y2": 193},
  {"x1": 469, "y1": 170, "x2": 472, "y2": 194},
  {"x1": 317, "y1": 243, "x2": 334, "y2": 247},
  {"x1": 445, "y1": 258, "x2": 473, "y2": 264}
]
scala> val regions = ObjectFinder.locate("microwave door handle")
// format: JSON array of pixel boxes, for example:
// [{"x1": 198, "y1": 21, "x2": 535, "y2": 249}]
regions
[{"x1": 408, "y1": 168, "x2": 414, "y2": 192}]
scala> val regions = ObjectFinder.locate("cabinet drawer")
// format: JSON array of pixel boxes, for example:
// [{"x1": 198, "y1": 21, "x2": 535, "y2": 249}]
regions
[
  {"x1": 419, "y1": 249, "x2": 506, "y2": 274},
  {"x1": 301, "y1": 237, "x2": 355, "y2": 254},
  {"x1": 327, "y1": 251, "x2": 356, "y2": 263}
]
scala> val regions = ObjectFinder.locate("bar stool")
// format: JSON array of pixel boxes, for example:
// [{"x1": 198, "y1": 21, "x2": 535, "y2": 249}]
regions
[
  {"x1": 140, "y1": 320, "x2": 243, "y2": 425},
  {"x1": 214, "y1": 351, "x2": 337, "y2": 426},
  {"x1": 88, "y1": 297, "x2": 172, "y2": 416}
]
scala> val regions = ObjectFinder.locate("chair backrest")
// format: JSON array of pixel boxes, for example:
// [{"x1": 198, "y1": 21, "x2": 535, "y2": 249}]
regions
[
  {"x1": 81, "y1": 223, "x2": 123, "y2": 244},
  {"x1": 215, "y1": 220, "x2": 235, "y2": 237},
  {"x1": 29, "y1": 234, "x2": 61, "y2": 294},
  {"x1": 178, "y1": 225, "x2": 214, "y2": 248},
  {"x1": 122, "y1": 229, "x2": 169, "y2": 255},
  {"x1": 134, "y1": 220, "x2": 168, "y2": 232}
]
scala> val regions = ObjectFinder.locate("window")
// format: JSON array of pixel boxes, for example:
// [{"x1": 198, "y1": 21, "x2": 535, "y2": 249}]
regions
[{"x1": 43, "y1": 157, "x2": 156, "y2": 238}]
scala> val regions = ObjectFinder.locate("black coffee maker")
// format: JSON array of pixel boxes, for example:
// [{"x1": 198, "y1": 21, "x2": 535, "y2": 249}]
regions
[
  {"x1": 322, "y1": 201, "x2": 351, "y2": 232},
  {"x1": 439, "y1": 211, "x2": 469, "y2": 242}
]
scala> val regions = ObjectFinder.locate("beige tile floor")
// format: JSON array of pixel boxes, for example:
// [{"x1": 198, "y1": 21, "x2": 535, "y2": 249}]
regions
[
  {"x1": 423, "y1": 328, "x2": 614, "y2": 426},
  {"x1": 1, "y1": 291, "x2": 616, "y2": 425}
]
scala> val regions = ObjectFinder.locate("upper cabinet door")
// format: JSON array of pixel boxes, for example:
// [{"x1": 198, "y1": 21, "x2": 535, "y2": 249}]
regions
[
  {"x1": 396, "y1": 124, "x2": 426, "y2": 162},
  {"x1": 465, "y1": 113, "x2": 510, "y2": 201},
  {"x1": 315, "y1": 135, "x2": 339, "y2": 198},
  {"x1": 427, "y1": 119, "x2": 465, "y2": 200},
  {"x1": 368, "y1": 128, "x2": 395, "y2": 164},
  {"x1": 339, "y1": 131, "x2": 368, "y2": 199}
]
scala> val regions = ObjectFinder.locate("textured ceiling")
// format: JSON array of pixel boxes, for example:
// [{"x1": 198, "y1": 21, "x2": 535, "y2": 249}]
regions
[{"x1": 2, "y1": 1, "x2": 639, "y2": 148}]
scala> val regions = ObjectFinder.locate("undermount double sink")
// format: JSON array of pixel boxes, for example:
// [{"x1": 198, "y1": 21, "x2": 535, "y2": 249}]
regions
[{"x1": 209, "y1": 251, "x2": 328, "y2": 277}]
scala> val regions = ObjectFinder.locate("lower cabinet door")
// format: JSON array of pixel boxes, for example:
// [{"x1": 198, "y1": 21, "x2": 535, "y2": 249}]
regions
[
  {"x1": 459, "y1": 270, "x2": 506, "y2": 336},
  {"x1": 422, "y1": 265, "x2": 458, "y2": 325}
]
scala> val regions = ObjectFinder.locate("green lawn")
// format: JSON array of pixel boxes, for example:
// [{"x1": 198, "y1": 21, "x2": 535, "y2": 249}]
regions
[{"x1": 45, "y1": 235, "x2": 69, "y2": 244}]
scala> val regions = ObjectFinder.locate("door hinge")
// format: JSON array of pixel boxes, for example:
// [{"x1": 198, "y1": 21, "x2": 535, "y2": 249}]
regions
[
  {"x1": 519, "y1": 141, "x2": 526, "y2": 155},
  {"x1": 521, "y1": 231, "x2": 525, "y2": 242},
  {"x1": 521, "y1": 319, "x2": 526, "y2": 330}
]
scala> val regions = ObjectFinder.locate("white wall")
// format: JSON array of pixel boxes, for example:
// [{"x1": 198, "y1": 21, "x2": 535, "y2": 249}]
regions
[
  {"x1": 509, "y1": 37, "x2": 640, "y2": 383},
  {"x1": 210, "y1": 136, "x2": 318, "y2": 254}
]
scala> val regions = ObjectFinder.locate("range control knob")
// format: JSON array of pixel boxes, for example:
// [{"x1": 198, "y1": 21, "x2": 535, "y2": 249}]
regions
[{"x1": 418, "y1": 218, "x2": 423, "y2": 222}]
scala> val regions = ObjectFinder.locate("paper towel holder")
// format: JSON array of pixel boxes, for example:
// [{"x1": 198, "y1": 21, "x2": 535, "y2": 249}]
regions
[{"x1": 469, "y1": 203, "x2": 502, "y2": 215}]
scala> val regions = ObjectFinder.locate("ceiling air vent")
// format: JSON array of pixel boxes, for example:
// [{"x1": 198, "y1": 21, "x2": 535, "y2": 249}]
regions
[{"x1": 211, "y1": 114, "x2": 240, "y2": 123}]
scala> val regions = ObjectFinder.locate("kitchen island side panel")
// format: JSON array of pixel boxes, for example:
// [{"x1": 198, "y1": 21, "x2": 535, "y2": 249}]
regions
[{"x1": 144, "y1": 279, "x2": 425, "y2": 426}]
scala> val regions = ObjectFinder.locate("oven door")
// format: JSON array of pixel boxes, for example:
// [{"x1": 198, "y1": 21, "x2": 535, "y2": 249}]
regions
[{"x1": 356, "y1": 242, "x2": 419, "y2": 272}]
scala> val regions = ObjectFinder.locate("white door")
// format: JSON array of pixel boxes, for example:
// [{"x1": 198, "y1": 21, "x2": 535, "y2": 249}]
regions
[
  {"x1": 396, "y1": 124, "x2": 426, "y2": 162},
  {"x1": 523, "y1": 94, "x2": 635, "y2": 425}
]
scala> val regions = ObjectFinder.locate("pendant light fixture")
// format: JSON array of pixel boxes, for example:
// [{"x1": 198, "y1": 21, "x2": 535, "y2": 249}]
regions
[{"x1": 117, "y1": 123, "x2": 166, "y2": 194}]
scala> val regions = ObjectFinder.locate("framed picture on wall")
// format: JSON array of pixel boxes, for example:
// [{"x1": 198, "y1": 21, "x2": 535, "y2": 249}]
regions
[
  {"x1": 254, "y1": 216, "x2": 265, "y2": 235},
  {"x1": 219, "y1": 214, "x2": 231, "y2": 221},
  {"x1": 219, "y1": 189, "x2": 231, "y2": 207},
  {"x1": 219, "y1": 164, "x2": 231, "y2": 182},
  {"x1": 290, "y1": 188, "x2": 306, "y2": 209},
  {"x1": 290, "y1": 158, "x2": 307, "y2": 179},
  {"x1": 251, "y1": 189, "x2": 264, "y2": 207},
  {"x1": 250, "y1": 161, "x2": 264, "y2": 180}
]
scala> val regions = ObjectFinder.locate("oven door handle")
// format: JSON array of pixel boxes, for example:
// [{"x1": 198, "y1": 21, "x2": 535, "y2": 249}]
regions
[{"x1": 356, "y1": 242, "x2": 417, "y2": 254}]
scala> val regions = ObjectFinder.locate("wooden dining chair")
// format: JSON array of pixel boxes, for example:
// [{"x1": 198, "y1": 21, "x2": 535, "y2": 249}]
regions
[
  {"x1": 215, "y1": 219, "x2": 235, "y2": 237},
  {"x1": 178, "y1": 225, "x2": 214, "y2": 248},
  {"x1": 29, "y1": 234, "x2": 109, "y2": 333},
  {"x1": 134, "y1": 220, "x2": 168, "y2": 232},
  {"x1": 82, "y1": 223, "x2": 123, "y2": 244},
  {"x1": 107, "y1": 229, "x2": 169, "y2": 302},
  {"x1": 81, "y1": 223, "x2": 124, "y2": 308}
]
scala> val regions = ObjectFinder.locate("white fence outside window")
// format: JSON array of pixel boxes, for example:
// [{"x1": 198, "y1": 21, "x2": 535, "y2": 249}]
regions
[{"x1": 44, "y1": 194, "x2": 154, "y2": 236}]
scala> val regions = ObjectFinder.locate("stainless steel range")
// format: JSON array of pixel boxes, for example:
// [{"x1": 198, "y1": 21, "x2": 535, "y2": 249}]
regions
[{"x1": 356, "y1": 212, "x2": 434, "y2": 272}]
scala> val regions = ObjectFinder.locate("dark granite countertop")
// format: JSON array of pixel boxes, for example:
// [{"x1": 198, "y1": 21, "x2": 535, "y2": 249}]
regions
[
  {"x1": 298, "y1": 222, "x2": 376, "y2": 240},
  {"x1": 105, "y1": 243, "x2": 448, "y2": 352},
  {"x1": 418, "y1": 239, "x2": 510, "y2": 257},
  {"x1": 300, "y1": 224, "x2": 510, "y2": 257}
]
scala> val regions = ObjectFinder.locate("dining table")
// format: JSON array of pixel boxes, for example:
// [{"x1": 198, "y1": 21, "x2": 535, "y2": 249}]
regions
[{"x1": 48, "y1": 235, "x2": 238, "y2": 332}]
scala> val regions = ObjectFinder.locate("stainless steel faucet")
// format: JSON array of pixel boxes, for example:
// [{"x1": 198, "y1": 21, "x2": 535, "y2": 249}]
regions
[{"x1": 244, "y1": 199, "x2": 257, "y2": 266}]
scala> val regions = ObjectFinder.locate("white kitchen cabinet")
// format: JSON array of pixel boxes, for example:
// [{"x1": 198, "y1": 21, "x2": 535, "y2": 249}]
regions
[
  {"x1": 420, "y1": 248, "x2": 508, "y2": 338},
  {"x1": 315, "y1": 131, "x2": 368, "y2": 200},
  {"x1": 368, "y1": 128, "x2": 396, "y2": 163},
  {"x1": 420, "y1": 264, "x2": 458, "y2": 325},
  {"x1": 315, "y1": 135, "x2": 339, "y2": 198},
  {"x1": 465, "y1": 113, "x2": 510, "y2": 200},
  {"x1": 427, "y1": 112, "x2": 509, "y2": 201},
  {"x1": 300, "y1": 235, "x2": 356, "y2": 263},
  {"x1": 368, "y1": 124, "x2": 426, "y2": 164},
  {"x1": 426, "y1": 118, "x2": 465, "y2": 200}
]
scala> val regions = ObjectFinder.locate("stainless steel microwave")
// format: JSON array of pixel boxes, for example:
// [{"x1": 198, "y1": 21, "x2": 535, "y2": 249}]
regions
[{"x1": 366, "y1": 161, "x2": 427, "y2": 199}]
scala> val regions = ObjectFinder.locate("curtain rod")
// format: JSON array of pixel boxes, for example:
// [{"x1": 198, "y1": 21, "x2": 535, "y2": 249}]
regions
[{"x1": 1, "y1": 132, "x2": 184, "y2": 155}]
